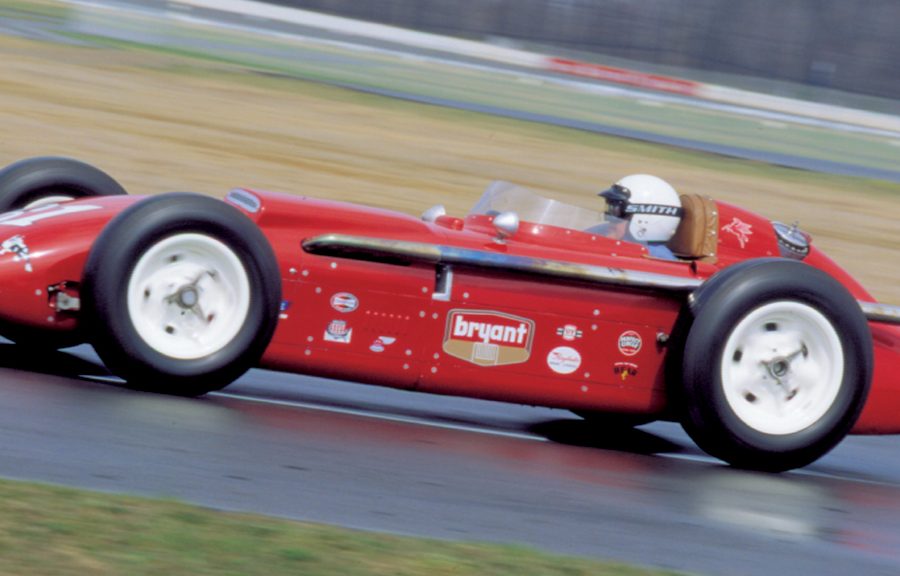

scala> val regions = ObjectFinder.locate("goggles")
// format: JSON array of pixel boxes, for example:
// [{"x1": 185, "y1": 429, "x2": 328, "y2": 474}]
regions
[{"x1": 600, "y1": 184, "x2": 683, "y2": 219}]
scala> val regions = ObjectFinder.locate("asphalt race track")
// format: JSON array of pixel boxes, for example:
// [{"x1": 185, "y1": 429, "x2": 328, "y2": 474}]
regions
[{"x1": 2, "y1": 343, "x2": 900, "y2": 576}]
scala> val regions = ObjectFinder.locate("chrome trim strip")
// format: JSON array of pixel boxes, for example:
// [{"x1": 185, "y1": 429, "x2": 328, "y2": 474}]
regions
[
  {"x1": 859, "y1": 301, "x2": 900, "y2": 325},
  {"x1": 302, "y1": 233, "x2": 704, "y2": 292}
]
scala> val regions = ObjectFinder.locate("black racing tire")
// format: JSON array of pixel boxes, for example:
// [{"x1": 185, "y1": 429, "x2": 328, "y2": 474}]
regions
[
  {"x1": 0, "y1": 157, "x2": 127, "y2": 349},
  {"x1": 0, "y1": 156, "x2": 127, "y2": 211},
  {"x1": 678, "y1": 258, "x2": 872, "y2": 472},
  {"x1": 81, "y1": 193, "x2": 281, "y2": 396}
]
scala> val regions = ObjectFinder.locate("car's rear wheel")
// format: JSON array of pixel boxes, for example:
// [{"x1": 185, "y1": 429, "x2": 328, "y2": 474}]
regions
[
  {"x1": 679, "y1": 259, "x2": 872, "y2": 472},
  {"x1": 0, "y1": 157, "x2": 128, "y2": 349},
  {"x1": 82, "y1": 193, "x2": 281, "y2": 396},
  {"x1": 0, "y1": 156, "x2": 127, "y2": 211}
]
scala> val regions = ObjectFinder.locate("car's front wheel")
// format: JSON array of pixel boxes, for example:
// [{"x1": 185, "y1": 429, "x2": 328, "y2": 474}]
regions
[
  {"x1": 678, "y1": 259, "x2": 872, "y2": 472},
  {"x1": 82, "y1": 193, "x2": 281, "y2": 396}
]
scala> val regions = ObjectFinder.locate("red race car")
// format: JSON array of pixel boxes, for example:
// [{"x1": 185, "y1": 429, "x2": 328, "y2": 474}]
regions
[{"x1": 0, "y1": 156, "x2": 898, "y2": 472}]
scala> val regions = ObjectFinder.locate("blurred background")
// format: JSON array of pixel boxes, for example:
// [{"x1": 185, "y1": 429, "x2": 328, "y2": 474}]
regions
[{"x1": 265, "y1": 0, "x2": 900, "y2": 109}]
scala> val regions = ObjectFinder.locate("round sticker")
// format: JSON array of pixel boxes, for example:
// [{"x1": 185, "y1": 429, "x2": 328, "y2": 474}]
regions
[
  {"x1": 330, "y1": 292, "x2": 358, "y2": 313},
  {"x1": 547, "y1": 346, "x2": 581, "y2": 375},
  {"x1": 618, "y1": 331, "x2": 642, "y2": 356}
]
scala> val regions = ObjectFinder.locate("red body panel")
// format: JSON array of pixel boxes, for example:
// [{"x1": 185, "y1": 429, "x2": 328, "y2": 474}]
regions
[
  {"x1": 1, "y1": 190, "x2": 898, "y2": 434},
  {"x1": 0, "y1": 197, "x2": 142, "y2": 332}
]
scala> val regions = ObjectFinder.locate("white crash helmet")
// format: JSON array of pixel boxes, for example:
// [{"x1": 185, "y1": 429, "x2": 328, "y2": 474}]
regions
[{"x1": 599, "y1": 174, "x2": 683, "y2": 242}]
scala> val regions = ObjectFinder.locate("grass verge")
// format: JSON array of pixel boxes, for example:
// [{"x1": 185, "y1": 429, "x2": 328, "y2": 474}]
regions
[{"x1": 0, "y1": 478, "x2": 686, "y2": 576}]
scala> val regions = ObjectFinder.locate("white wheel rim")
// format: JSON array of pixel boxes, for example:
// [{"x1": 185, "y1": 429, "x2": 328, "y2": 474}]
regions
[
  {"x1": 127, "y1": 233, "x2": 251, "y2": 360},
  {"x1": 721, "y1": 301, "x2": 844, "y2": 436}
]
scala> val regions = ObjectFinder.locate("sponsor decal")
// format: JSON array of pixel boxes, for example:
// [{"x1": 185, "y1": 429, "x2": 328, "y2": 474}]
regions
[
  {"x1": 330, "y1": 292, "x2": 358, "y2": 313},
  {"x1": 618, "y1": 330, "x2": 642, "y2": 356},
  {"x1": 0, "y1": 235, "x2": 32, "y2": 272},
  {"x1": 324, "y1": 319, "x2": 352, "y2": 343},
  {"x1": 443, "y1": 309, "x2": 534, "y2": 367},
  {"x1": 556, "y1": 324, "x2": 583, "y2": 341},
  {"x1": 369, "y1": 336, "x2": 396, "y2": 353},
  {"x1": 624, "y1": 203, "x2": 682, "y2": 217},
  {"x1": 722, "y1": 217, "x2": 753, "y2": 249},
  {"x1": 614, "y1": 362, "x2": 639, "y2": 381},
  {"x1": 278, "y1": 300, "x2": 291, "y2": 320},
  {"x1": 547, "y1": 346, "x2": 582, "y2": 375}
]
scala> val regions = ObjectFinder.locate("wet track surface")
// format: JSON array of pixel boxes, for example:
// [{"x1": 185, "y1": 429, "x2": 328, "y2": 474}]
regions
[{"x1": 3, "y1": 343, "x2": 900, "y2": 575}]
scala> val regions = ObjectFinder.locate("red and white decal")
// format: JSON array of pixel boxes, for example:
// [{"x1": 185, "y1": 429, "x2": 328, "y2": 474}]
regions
[
  {"x1": 722, "y1": 217, "x2": 753, "y2": 249},
  {"x1": 330, "y1": 292, "x2": 359, "y2": 313},
  {"x1": 0, "y1": 235, "x2": 33, "y2": 272},
  {"x1": 556, "y1": 324, "x2": 583, "y2": 341},
  {"x1": 369, "y1": 336, "x2": 396, "y2": 353},
  {"x1": 547, "y1": 346, "x2": 581, "y2": 375},
  {"x1": 443, "y1": 310, "x2": 534, "y2": 367},
  {"x1": 614, "y1": 362, "x2": 639, "y2": 381},
  {"x1": 618, "y1": 331, "x2": 642, "y2": 356},
  {"x1": 324, "y1": 319, "x2": 352, "y2": 343}
]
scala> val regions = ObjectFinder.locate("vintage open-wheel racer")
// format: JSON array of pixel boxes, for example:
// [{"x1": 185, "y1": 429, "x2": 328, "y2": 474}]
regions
[{"x1": 0, "y1": 156, "x2": 898, "y2": 472}]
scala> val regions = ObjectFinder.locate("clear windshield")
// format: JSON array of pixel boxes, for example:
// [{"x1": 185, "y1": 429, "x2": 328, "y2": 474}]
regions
[{"x1": 469, "y1": 181, "x2": 607, "y2": 231}]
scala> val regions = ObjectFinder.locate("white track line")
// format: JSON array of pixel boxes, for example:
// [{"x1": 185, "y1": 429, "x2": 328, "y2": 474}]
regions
[{"x1": 209, "y1": 390, "x2": 548, "y2": 442}]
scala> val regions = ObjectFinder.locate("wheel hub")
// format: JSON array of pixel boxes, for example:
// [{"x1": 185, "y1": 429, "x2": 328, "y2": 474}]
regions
[
  {"x1": 176, "y1": 286, "x2": 199, "y2": 309},
  {"x1": 127, "y1": 234, "x2": 251, "y2": 360},
  {"x1": 721, "y1": 302, "x2": 844, "y2": 435}
]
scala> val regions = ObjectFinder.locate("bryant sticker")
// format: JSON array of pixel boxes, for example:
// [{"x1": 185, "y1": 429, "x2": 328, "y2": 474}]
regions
[
  {"x1": 547, "y1": 346, "x2": 581, "y2": 375},
  {"x1": 443, "y1": 309, "x2": 534, "y2": 367},
  {"x1": 618, "y1": 331, "x2": 642, "y2": 356}
]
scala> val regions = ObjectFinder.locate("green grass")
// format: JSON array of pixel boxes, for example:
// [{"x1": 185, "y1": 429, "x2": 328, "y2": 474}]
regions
[{"x1": 0, "y1": 478, "x2": 686, "y2": 576}]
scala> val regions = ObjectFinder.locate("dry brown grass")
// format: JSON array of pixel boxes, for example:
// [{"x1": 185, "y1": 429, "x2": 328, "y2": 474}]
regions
[{"x1": 1, "y1": 35, "x2": 898, "y2": 301}]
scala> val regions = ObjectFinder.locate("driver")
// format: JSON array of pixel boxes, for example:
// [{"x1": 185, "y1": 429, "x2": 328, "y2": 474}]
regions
[{"x1": 598, "y1": 174, "x2": 683, "y2": 260}]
